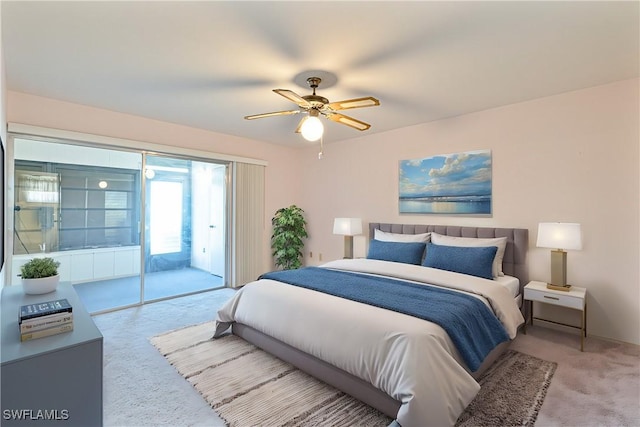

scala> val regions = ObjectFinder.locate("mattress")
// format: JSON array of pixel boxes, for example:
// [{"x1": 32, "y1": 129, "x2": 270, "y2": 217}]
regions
[{"x1": 495, "y1": 274, "x2": 520, "y2": 298}]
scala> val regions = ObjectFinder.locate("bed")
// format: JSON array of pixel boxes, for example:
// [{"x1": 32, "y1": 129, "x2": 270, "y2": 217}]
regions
[{"x1": 214, "y1": 223, "x2": 528, "y2": 426}]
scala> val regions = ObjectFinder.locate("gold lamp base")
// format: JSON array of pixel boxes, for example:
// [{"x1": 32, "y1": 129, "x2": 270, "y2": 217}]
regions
[
  {"x1": 343, "y1": 235, "x2": 354, "y2": 259},
  {"x1": 548, "y1": 249, "x2": 570, "y2": 291},
  {"x1": 546, "y1": 283, "x2": 572, "y2": 292}
]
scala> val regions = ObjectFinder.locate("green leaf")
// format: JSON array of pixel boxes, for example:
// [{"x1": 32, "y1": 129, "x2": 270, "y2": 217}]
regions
[{"x1": 270, "y1": 205, "x2": 308, "y2": 270}]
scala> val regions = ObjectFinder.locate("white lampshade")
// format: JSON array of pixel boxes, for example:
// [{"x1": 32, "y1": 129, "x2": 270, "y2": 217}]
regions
[
  {"x1": 536, "y1": 222, "x2": 582, "y2": 250},
  {"x1": 333, "y1": 218, "x2": 363, "y2": 236},
  {"x1": 300, "y1": 113, "x2": 324, "y2": 142}
]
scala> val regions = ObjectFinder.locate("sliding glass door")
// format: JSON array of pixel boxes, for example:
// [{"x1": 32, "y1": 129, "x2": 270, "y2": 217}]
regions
[
  {"x1": 143, "y1": 154, "x2": 227, "y2": 302},
  {"x1": 11, "y1": 138, "x2": 229, "y2": 313}
]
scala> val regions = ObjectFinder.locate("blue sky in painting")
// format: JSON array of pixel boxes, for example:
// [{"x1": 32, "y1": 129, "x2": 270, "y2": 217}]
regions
[{"x1": 399, "y1": 150, "x2": 492, "y2": 198}]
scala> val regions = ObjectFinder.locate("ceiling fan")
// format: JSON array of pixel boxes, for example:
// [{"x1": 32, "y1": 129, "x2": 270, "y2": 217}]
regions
[{"x1": 244, "y1": 77, "x2": 380, "y2": 141}]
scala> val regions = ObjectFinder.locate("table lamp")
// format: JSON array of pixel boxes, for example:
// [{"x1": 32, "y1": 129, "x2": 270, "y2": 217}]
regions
[
  {"x1": 536, "y1": 222, "x2": 582, "y2": 291},
  {"x1": 333, "y1": 218, "x2": 363, "y2": 259}
]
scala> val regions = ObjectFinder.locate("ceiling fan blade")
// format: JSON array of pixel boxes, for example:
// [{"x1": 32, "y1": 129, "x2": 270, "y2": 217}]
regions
[
  {"x1": 294, "y1": 116, "x2": 306, "y2": 133},
  {"x1": 325, "y1": 113, "x2": 371, "y2": 131},
  {"x1": 244, "y1": 110, "x2": 301, "y2": 120},
  {"x1": 273, "y1": 89, "x2": 311, "y2": 108},
  {"x1": 327, "y1": 96, "x2": 380, "y2": 111}
]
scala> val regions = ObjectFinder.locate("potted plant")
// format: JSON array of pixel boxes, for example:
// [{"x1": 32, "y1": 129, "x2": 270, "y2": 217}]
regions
[
  {"x1": 20, "y1": 257, "x2": 61, "y2": 295},
  {"x1": 271, "y1": 205, "x2": 309, "y2": 270}
]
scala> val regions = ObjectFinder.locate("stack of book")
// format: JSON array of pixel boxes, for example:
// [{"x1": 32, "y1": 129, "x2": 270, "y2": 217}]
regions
[{"x1": 19, "y1": 298, "x2": 74, "y2": 342}]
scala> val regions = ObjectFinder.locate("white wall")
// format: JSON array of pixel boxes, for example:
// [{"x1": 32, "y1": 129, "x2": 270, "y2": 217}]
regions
[{"x1": 298, "y1": 79, "x2": 640, "y2": 345}]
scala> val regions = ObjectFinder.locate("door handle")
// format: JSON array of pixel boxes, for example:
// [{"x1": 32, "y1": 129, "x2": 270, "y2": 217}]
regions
[{"x1": 209, "y1": 225, "x2": 216, "y2": 228}]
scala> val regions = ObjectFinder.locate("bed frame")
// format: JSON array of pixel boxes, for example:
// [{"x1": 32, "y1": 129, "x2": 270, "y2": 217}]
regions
[{"x1": 233, "y1": 223, "x2": 529, "y2": 419}]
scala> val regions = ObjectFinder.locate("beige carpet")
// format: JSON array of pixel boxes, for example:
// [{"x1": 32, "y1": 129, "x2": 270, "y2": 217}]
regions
[
  {"x1": 152, "y1": 321, "x2": 558, "y2": 426},
  {"x1": 510, "y1": 325, "x2": 640, "y2": 426}
]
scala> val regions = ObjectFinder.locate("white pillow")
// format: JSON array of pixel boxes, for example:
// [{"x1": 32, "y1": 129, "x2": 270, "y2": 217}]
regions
[
  {"x1": 430, "y1": 232, "x2": 507, "y2": 278},
  {"x1": 374, "y1": 229, "x2": 431, "y2": 243}
]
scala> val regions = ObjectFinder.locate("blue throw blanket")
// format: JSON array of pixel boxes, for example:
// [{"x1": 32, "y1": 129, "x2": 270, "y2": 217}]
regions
[{"x1": 260, "y1": 267, "x2": 509, "y2": 372}]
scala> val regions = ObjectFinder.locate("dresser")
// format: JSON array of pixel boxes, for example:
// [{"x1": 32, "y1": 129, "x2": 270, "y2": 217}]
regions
[{"x1": 1, "y1": 283, "x2": 103, "y2": 426}]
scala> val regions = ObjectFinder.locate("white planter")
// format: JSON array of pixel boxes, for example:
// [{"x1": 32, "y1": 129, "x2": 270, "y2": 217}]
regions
[{"x1": 22, "y1": 275, "x2": 60, "y2": 295}]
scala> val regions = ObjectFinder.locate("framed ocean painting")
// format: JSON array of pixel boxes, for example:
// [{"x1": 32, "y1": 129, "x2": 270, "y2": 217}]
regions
[{"x1": 399, "y1": 149, "x2": 492, "y2": 215}]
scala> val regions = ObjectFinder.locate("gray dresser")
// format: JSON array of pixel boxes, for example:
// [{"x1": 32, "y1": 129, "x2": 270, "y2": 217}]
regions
[{"x1": 1, "y1": 283, "x2": 103, "y2": 426}]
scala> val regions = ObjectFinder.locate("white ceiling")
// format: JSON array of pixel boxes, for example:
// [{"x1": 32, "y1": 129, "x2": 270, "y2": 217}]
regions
[{"x1": 2, "y1": 1, "x2": 638, "y2": 147}]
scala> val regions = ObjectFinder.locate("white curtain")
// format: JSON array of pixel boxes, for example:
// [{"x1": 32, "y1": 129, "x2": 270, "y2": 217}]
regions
[{"x1": 232, "y1": 162, "x2": 265, "y2": 288}]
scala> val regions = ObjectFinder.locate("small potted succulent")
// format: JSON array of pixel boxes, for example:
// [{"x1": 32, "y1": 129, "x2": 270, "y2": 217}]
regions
[{"x1": 20, "y1": 257, "x2": 61, "y2": 295}]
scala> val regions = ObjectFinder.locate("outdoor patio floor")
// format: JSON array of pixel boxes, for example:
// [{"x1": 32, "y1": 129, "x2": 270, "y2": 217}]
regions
[{"x1": 73, "y1": 267, "x2": 225, "y2": 313}]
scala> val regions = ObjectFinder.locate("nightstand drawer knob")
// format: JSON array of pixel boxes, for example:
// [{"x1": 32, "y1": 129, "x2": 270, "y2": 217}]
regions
[{"x1": 543, "y1": 295, "x2": 560, "y2": 301}]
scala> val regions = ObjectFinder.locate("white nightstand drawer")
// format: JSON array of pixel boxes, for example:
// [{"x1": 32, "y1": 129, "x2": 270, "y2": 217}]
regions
[
  {"x1": 524, "y1": 288, "x2": 582, "y2": 309},
  {"x1": 524, "y1": 281, "x2": 586, "y2": 310}
]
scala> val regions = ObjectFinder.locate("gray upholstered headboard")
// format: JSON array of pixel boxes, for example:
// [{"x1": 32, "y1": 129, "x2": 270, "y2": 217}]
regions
[{"x1": 369, "y1": 223, "x2": 529, "y2": 295}]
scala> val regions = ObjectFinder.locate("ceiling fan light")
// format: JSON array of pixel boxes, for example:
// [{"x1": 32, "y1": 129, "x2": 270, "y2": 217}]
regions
[{"x1": 300, "y1": 115, "x2": 324, "y2": 141}]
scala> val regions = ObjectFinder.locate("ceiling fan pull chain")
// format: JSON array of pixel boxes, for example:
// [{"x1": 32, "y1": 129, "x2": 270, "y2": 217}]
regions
[{"x1": 318, "y1": 136, "x2": 324, "y2": 160}]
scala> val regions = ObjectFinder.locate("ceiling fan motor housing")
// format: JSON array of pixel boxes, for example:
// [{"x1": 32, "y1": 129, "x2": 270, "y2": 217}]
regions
[{"x1": 302, "y1": 94, "x2": 329, "y2": 108}]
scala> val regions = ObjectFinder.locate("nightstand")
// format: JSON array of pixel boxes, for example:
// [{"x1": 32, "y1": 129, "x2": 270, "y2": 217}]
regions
[{"x1": 523, "y1": 280, "x2": 587, "y2": 351}]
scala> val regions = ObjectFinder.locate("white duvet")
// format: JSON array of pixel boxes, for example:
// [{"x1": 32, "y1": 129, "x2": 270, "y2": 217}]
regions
[{"x1": 214, "y1": 259, "x2": 525, "y2": 427}]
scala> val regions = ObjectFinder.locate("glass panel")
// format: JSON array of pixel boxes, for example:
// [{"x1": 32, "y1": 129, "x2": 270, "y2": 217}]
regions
[
  {"x1": 149, "y1": 181, "x2": 183, "y2": 255},
  {"x1": 143, "y1": 154, "x2": 227, "y2": 302},
  {"x1": 14, "y1": 171, "x2": 60, "y2": 254},
  {"x1": 12, "y1": 138, "x2": 143, "y2": 314}
]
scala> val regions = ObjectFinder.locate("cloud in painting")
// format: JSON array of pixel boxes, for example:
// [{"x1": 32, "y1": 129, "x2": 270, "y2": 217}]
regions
[{"x1": 399, "y1": 150, "x2": 492, "y2": 198}]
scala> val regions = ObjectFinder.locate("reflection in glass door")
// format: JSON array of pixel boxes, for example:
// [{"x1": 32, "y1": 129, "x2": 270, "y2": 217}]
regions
[
  {"x1": 143, "y1": 155, "x2": 227, "y2": 302},
  {"x1": 12, "y1": 138, "x2": 143, "y2": 313}
]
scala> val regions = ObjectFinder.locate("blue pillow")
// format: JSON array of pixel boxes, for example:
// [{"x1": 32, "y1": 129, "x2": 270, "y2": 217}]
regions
[
  {"x1": 367, "y1": 240, "x2": 426, "y2": 265},
  {"x1": 422, "y1": 243, "x2": 497, "y2": 280}
]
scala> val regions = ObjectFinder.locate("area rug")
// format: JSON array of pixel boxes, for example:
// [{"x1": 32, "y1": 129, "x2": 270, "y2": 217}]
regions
[{"x1": 151, "y1": 321, "x2": 557, "y2": 427}]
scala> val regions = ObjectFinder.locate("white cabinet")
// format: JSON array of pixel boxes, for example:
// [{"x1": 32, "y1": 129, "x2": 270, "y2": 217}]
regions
[
  {"x1": 114, "y1": 247, "x2": 140, "y2": 276},
  {"x1": 11, "y1": 246, "x2": 141, "y2": 285},
  {"x1": 71, "y1": 253, "x2": 94, "y2": 282},
  {"x1": 93, "y1": 251, "x2": 115, "y2": 280},
  {"x1": 133, "y1": 247, "x2": 141, "y2": 274},
  {"x1": 56, "y1": 254, "x2": 72, "y2": 282}
]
